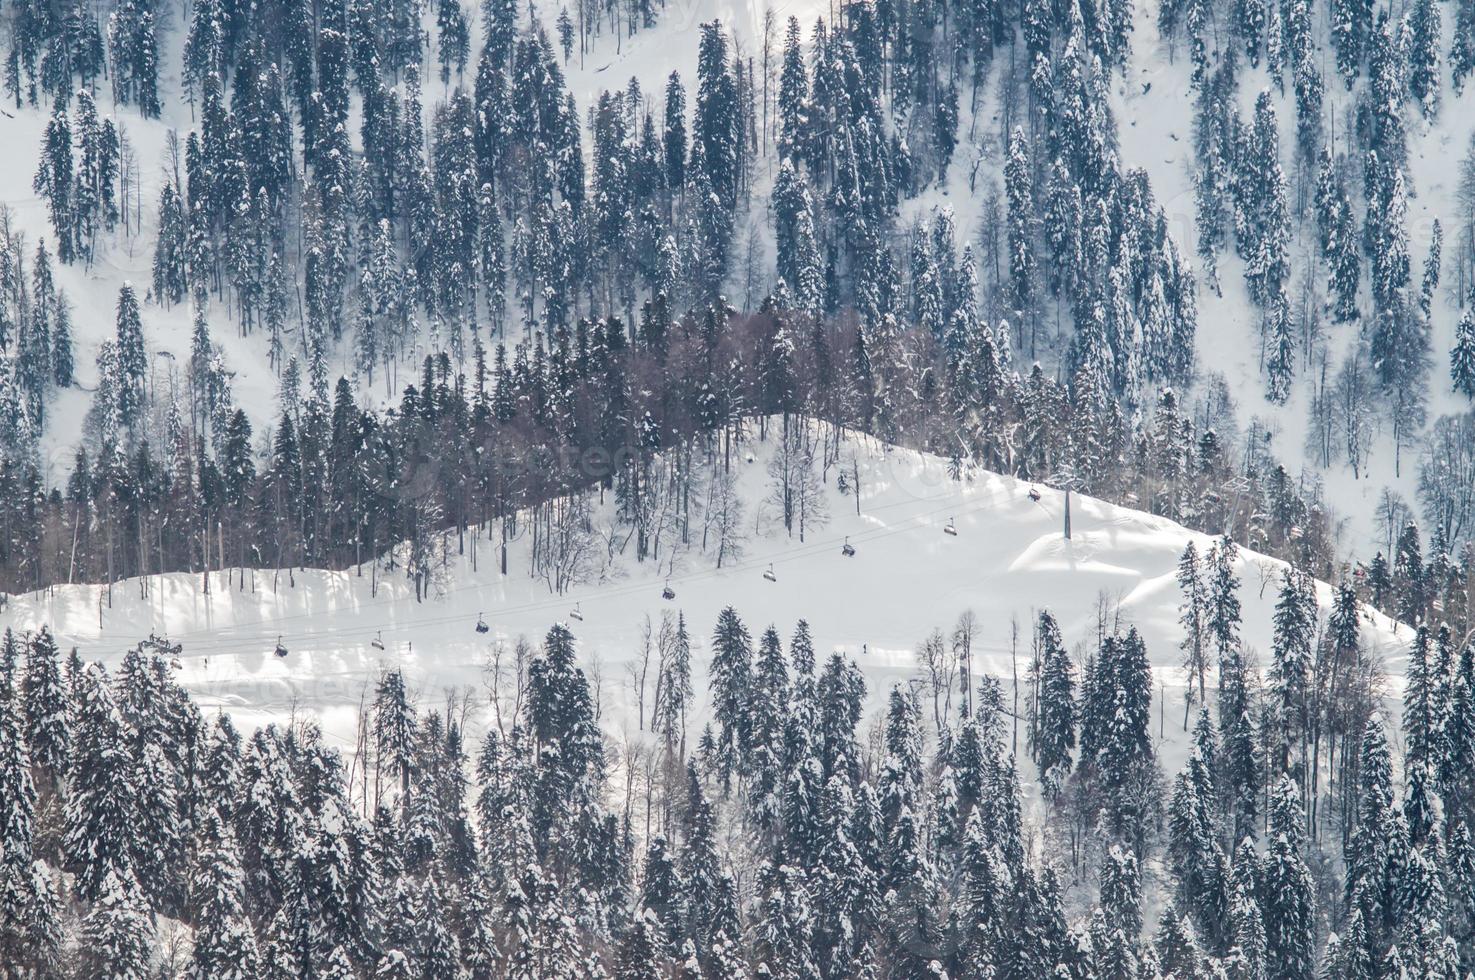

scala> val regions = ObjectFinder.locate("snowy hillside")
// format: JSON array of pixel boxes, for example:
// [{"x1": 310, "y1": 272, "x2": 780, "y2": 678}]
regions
[
  {"x1": 1111, "y1": 0, "x2": 1475, "y2": 544},
  {"x1": 0, "y1": 422, "x2": 1409, "y2": 747},
  {"x1": 7, "y1": 0, "x2": 1475, "y2": 969},
  {"x1": 3, "y1": 0, "x2": 1471, "y2": 563}
]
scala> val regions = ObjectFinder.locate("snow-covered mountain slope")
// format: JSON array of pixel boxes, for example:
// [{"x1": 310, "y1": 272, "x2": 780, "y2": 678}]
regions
[
  {"x1": 1112, "y1": 4, "x2": 1475, "y2": 546},
  {"x1": 3, "y1": 0, "x2": 1466, "y2": 573},
  {"x1": 0, "y1": 0, "x2": 842, "y2": 481},
  {"x1": 0, "y1": 424, "x2": 1410, "y2": 756}
]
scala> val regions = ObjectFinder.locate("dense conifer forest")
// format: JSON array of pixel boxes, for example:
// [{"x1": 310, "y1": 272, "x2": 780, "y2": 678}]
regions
[
  {"x1": 0, "y1": 567, "x2": 1467, "y2": 979},
  {"x1": 3, "y1": 0, "x2": 1475, "y2": 970}
]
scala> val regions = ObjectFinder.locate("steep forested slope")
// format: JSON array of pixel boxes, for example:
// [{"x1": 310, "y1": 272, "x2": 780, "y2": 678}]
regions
[{"x1": 2, "y1": 0, "x2": 1475, "y2": 974}]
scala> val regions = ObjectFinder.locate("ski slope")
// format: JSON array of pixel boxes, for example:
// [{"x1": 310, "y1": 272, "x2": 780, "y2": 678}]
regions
[{"x1": 0, "y1": 424, "x2": 1410, "y2": 762}]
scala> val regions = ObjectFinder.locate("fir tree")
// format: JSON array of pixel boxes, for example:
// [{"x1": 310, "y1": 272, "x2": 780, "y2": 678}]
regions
[
  {"x1": 78, "y1": 867, "x2": 152, "y2": 978},
  {"x1": 1032, "y1": 610, "x2": 1076, "y2": 796},
  {"x1": 63, "y1": 664, "x2": 137, "y2": 903},
  {"x1": 1004, "y1": 127, "x2": 1036, "y2": 316},
  {"x1": 709, "y1": 607, "x2": 753, "y2": 789},
  {"x1": 23, "y1": 627, "x2": 71, "y2": 793},
  {"x1": 1178, "y1": 541, "x2": 1210, "y2": 707},
  {"x1": 33, "y1": 105, "x2": 74, "y2": 263},
  {"x1": 1263, "y1": 776, "x2": 1315, "y2": 980},
  {"x1": 1452, "y1": 308, "x2": 1475, "y2": 400}
]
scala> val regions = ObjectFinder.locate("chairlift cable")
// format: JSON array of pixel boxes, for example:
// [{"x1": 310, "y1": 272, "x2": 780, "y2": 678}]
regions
[{"x1": 95, "y1": 484, "x2": 1022, "y2": 658}]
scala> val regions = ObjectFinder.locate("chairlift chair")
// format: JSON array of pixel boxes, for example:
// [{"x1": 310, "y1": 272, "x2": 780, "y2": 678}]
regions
[
  {"x1": 841, "y1": 536, "x2": 856, "y2": 557},
  {"x1": 662, "y1": 580, "x2": 676, "y2": 601},
  {"x1": 944, "y1": 517, "x2": 958, "y2": 536},
  {"x1": 475, "y1": 614, "x2": 490, "y2": 634},
  {"x1": 569, "y1": 602, "x2": 584, "y2": 622},
  {"x1": 763, "y1": 563, "x2": 777, "y2": 582},
  {"x1": 371, "y1": 630, "x2": 385, "y2": 651},
  {"x1": 274, "y1": 636, "x2": 289, "y2": 658},
  {"x1": 1028, "y1": 487, "x2": 1042, "y2": 502}
]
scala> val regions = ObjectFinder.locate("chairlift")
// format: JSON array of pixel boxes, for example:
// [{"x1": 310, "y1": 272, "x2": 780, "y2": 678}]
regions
[
  {"x1": 371, "y1": 630, "x2": 385, "y2": 651},
  {"x1": 569, "y1": 602, "x2": 584, "y2": 622},
  {"x1": 475, "y1": 614, "x2": 490, "y2": 634},
  {"x1": 944, "y1": 517, "x2": 958, "y2": 537},
  {"x1": 1028, "y1": 487, "x2": 1042, "y2": 502},
  {"x1": 841, "y1": 536, "x2": 856, "y2": 557},
  {"x1": 274, "y1": 636, "x2": 289, "y2": 658},
  {"x1": 763, "y1": 563, "x2": 777, "y2": 582},
  {"x1": 662, "y1": 580, "x2": 676, "y2": 601}
]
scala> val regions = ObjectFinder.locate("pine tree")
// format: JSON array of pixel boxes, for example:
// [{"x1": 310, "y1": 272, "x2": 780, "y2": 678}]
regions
[
  {"x1": 1178, "y1": 541, "x2": 1210, "y2": 707},
  {"x1": 664, "y1": 72, "x2": 687, "y2": 191},
  {"x1": 51, "y1": 295, "x2": 73, "y2": 388},
  {"x1": 709, "y1": 608, "x2": 753, "y2": 789},
  {"x1": 437, "y1": 0, "x2": 470, "y2": 84},
  {"x1": 63, "y1": 664, "x2": 137, "y2": 903},
  {"x1": 1420, "y1": 220, "x2": 1442, "y2": 316},
  {"x1": 1402, "y1": 627, "x2": 1447, "y2": 773},
  {"x1": 1345, "y1": 717, "x2": 1401, "y2": 967},
  {"x1": 1456, "y1": 0, "x2": 1475, "y2": 90},
  {"x1": 187, "y1": 809, "x2": 261, "y2": 980},
  {"x1": 878, "y1": 685, "x2": 924, "y2": 832},
  {"x1": 1394, "y1": 521, "x2": 1427, "y2": 622},
  {"x1": 33, "y1": 105, "x2": 74, "y2": 263},
  {"x1": 1263, "y1": 776, "x2": 1315, "y2": 980},
  {"x1": 1452, "y1": 308, "x2": 1475, "y2": 400},
  {"x1": 693, "y1": 21, "x2": 739, "y2": 211},
  {"x1": 747, "y1": 625, "x2": 789, "y2": 824},
  {"x1": 1005, "y1": 127, "x2": 1035, "y2": 316},
  {"x1": 1092, "y1": 845, "x2": 1143, "y2": 979},
  {"x1": 1168, "y1": 710, "x2": 1228, "y2": 954},
  {"x1": 777, "y1": 17, "x2": 808, "y2": 163},
  {"x1": 0, "y1": 630, "x2": 50, "y2": 974},
  {"x1": 615, "y1": 910, "x2": 663, "y2": 980},
  {"x1": 1406, "y1": 0, "x2": 1440, "y2": 115},
  {"x1": 1207, "y1": 535, "x2": 1241, "y2": 682},
  {"x1": 1325, "y1": 176, "x2": 1361, "y2": 322},
  {"x1": 1331, "y1": 0, "x2": 1372, "y2": 85},
  {"x1": 77, "y1": 867, "x2": 152, "y2": 978},
  {"x1": 1032, "y1": 610, "x2": 1076, "y2": 796},
  {"x1": 107, "y1": 0, "x2": 160, "y2": 116},
  {"x1": 152, "y1": 182, "x2": 189, "y2": 307},
  {"x1": 112, "y1": 284, "x2": 147, "y2": 429},
  {"x1": 19, "y1": 629, "x2": 69, "y2": 799},
  {"x1": 1265, "y1": 287, "x2": 1295, "y2": 403},
  {"x1": 1269, "y1": 567, "x2": 1316, "y2": 772},
  {"x1": 1225, "y1": 841, "x2": 1268, "y2": 979}
]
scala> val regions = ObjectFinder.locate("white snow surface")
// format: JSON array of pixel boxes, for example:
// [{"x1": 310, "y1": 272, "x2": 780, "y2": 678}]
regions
[{"x1": 0, "y1": 424, "x2": 1410, "y2": 770}]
